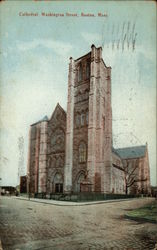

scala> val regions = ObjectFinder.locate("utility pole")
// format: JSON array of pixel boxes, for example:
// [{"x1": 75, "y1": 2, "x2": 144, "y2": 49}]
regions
[{"x1": 18, "y1": 136, "x2": 25, "y2": 184}]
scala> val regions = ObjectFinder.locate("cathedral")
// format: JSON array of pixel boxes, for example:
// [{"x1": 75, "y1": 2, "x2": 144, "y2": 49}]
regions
[{"x1": 27, "y1": 45, "x2": 150, "y2": 195}]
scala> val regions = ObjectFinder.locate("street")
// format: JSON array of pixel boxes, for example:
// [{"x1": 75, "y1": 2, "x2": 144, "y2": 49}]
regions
[{"x1": 0, "y1": 197, "x2": 156, "y2": 250}]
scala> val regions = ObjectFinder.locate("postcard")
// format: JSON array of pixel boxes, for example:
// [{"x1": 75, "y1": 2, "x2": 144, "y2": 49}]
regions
[{"x1": 0, "y1": 1, "x2": 156, "y2": 249}]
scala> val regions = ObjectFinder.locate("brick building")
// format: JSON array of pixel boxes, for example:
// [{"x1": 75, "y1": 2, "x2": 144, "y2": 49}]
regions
[{"x1": 27, "y1": 45, "x2": 150, "y2": 195}]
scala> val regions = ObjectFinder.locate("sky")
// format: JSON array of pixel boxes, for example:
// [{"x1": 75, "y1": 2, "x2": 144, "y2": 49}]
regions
[{"x1": 0, "y1": 1, "x2": 156, "y2": 187}]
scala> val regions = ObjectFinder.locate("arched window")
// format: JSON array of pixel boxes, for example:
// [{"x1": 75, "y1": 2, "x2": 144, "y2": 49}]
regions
[
  {"x1": 56, "y1": 156, "x2": 63, "y2": 168},
  {"x1": 84, "y1": 89, "x2": 89, "y2": 99},
  {"x1": 79, "y1": 142, "x2": 87, "y2": 162},
  {"x1": 54, "y1": 172, "x2": 63, "y2": 183},
  {"x1": 76, "y1": 113, "x2": 81, "y2": 127},
  {"x1": 78, "y1": 64, "x2": 83, "y2": 82},
  {"x1": 81, "y1": 113, "x2": 85, "y2": 126},
  {"x1": 86, "y1": 62, "x2": 90, "y2": 79}
]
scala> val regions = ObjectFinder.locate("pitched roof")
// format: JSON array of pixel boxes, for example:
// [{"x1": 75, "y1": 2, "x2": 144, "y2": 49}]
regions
[
  {"x1": 115, "y1": 145, "x2": 146, "y2": 159},
  {"x1": 31, "y1": 115, "x2": 48, "y2": 126},
  {"x1": 41, "y1": 115, "x2": 48, "y2": 121},
  {"x1": 112, "y1": 147, "x2": 121, "y2": 157}
]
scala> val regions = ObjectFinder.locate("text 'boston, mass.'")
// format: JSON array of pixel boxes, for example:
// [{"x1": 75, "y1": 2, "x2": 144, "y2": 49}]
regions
[{"x1": 19, "y1": 12, "x2": 108, "y2": 17}]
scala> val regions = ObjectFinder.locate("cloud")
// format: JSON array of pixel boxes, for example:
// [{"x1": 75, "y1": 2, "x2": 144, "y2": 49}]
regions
[
  {"x1": 81, "y1": 31, "x2": 101, "y2": 44},
  {"x1": 16, "y1": 39, "x2": 73, "y2": 57}
]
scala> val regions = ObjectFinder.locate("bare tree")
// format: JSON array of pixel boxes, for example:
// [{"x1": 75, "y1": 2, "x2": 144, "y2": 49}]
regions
[{"x1": 124, "y1": 159, "x2": 147, "y2": 195}]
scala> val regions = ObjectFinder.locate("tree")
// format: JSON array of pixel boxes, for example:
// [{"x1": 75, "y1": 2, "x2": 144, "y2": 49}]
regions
[{"x1": 124, "y1": 159, "x2": 147, "y2": 195}]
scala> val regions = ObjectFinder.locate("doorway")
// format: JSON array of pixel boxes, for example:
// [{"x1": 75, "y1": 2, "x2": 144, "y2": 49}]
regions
[
  {"x1": 55, "y1": 183, "x2": 63, "y2": 193},
  {"x1": 53, "y1": 172, "x2": 63, "y2": 193},
  {"x1": 76, "y1": 172, "x2": 85, "y2": 192}
]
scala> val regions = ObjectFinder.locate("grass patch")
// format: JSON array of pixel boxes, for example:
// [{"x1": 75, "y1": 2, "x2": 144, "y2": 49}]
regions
[{"x1": 126, "y1": 200, "x2": 157, "y2": 223}]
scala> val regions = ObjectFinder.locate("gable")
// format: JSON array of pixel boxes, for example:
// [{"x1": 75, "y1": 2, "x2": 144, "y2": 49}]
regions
[
  {"x1": 47, "y1": 103, "x2": 66, "y2": 155},
  {"x1": 49, "y1": 103, "x2": 66, "y2": 124}
]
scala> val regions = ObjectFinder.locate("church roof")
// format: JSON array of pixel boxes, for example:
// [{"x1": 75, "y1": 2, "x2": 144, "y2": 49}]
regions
[
  {"x1": 41, "y1": 115, "x2": 48, "y2": 121},
  {"x1": 31, "y1": 103, "x2": 66, "y2": 126},
  {"x1": 31, "y1": 115, "x2": 48, "y2": 126},
  {"x1": 114, "y1": 145, "x2": 147, "y2": 159}
]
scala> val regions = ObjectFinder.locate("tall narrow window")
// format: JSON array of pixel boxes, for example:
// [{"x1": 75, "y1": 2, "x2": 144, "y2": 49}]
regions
[
  {"x1": 103, "y1": 116, "x2": 105, "y2": 130},
  {"x1": 86, "y1": 111, "x2": 89, "y2": 125},
  {"x1": 86, "y1": 62, "x2": 90, "y2": 79},
  {"x1": 79, "y1": 142, "x2": 87, "y2": 162},
  {"x1": 76, "y1": 113, "x2": 80, "y2": 127},
  {"x1": 78, "y1": 92, "x2": 82, "y2": 102},
  {"x1": 85, "y1": 89, "x2": 89, "y2": 99},
  {"x1": 81, "y1": 113, "x2": 85, "y2": 126},
  {"x1": 78, "y1": 64, "x2": 83, "y2": 82}
]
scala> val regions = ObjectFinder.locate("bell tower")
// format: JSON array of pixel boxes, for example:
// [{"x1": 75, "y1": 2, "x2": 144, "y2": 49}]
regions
[{"x1": 64, "y1": 45, "x2": 113, "y2": 193}]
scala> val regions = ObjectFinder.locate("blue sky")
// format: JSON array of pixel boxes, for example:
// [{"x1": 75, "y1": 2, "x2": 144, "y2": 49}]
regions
[{"x1": 0, "y1": 1, "x2": 156, "y2": 186}]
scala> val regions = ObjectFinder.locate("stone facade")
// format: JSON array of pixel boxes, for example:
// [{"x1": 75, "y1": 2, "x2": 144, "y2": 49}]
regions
[{"x1": 27, "y1": 45, "x2": 151, "y2": 195}]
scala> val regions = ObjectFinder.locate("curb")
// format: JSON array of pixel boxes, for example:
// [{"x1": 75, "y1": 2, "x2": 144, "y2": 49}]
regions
[{"x1": 12, "y1": 196, "x2": 153, "y2": 207}]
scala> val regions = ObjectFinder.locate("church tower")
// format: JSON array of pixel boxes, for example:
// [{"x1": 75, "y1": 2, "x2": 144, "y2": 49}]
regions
[{"x1": 64, "y1": 45, "x2": 113, "y2": 193}]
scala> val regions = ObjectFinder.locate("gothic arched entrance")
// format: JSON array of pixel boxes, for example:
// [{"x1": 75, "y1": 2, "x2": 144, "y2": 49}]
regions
[
  {"x1": 76, "y1": 172, "x2": 85, "y2": 192},
  {"x1": 53, "y1": 172, "x2": 63, "y2": 193}
]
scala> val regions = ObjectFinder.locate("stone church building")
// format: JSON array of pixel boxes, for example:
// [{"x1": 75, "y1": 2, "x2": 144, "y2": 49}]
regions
[{"x1": 27, "y1": 45, "x2": 150, "y2": 195}]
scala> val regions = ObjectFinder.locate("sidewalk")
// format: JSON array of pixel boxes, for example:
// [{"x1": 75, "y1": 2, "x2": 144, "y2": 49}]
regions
[{"x1": 13, "y1": 196, "x2": 154, "y2": 206}]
